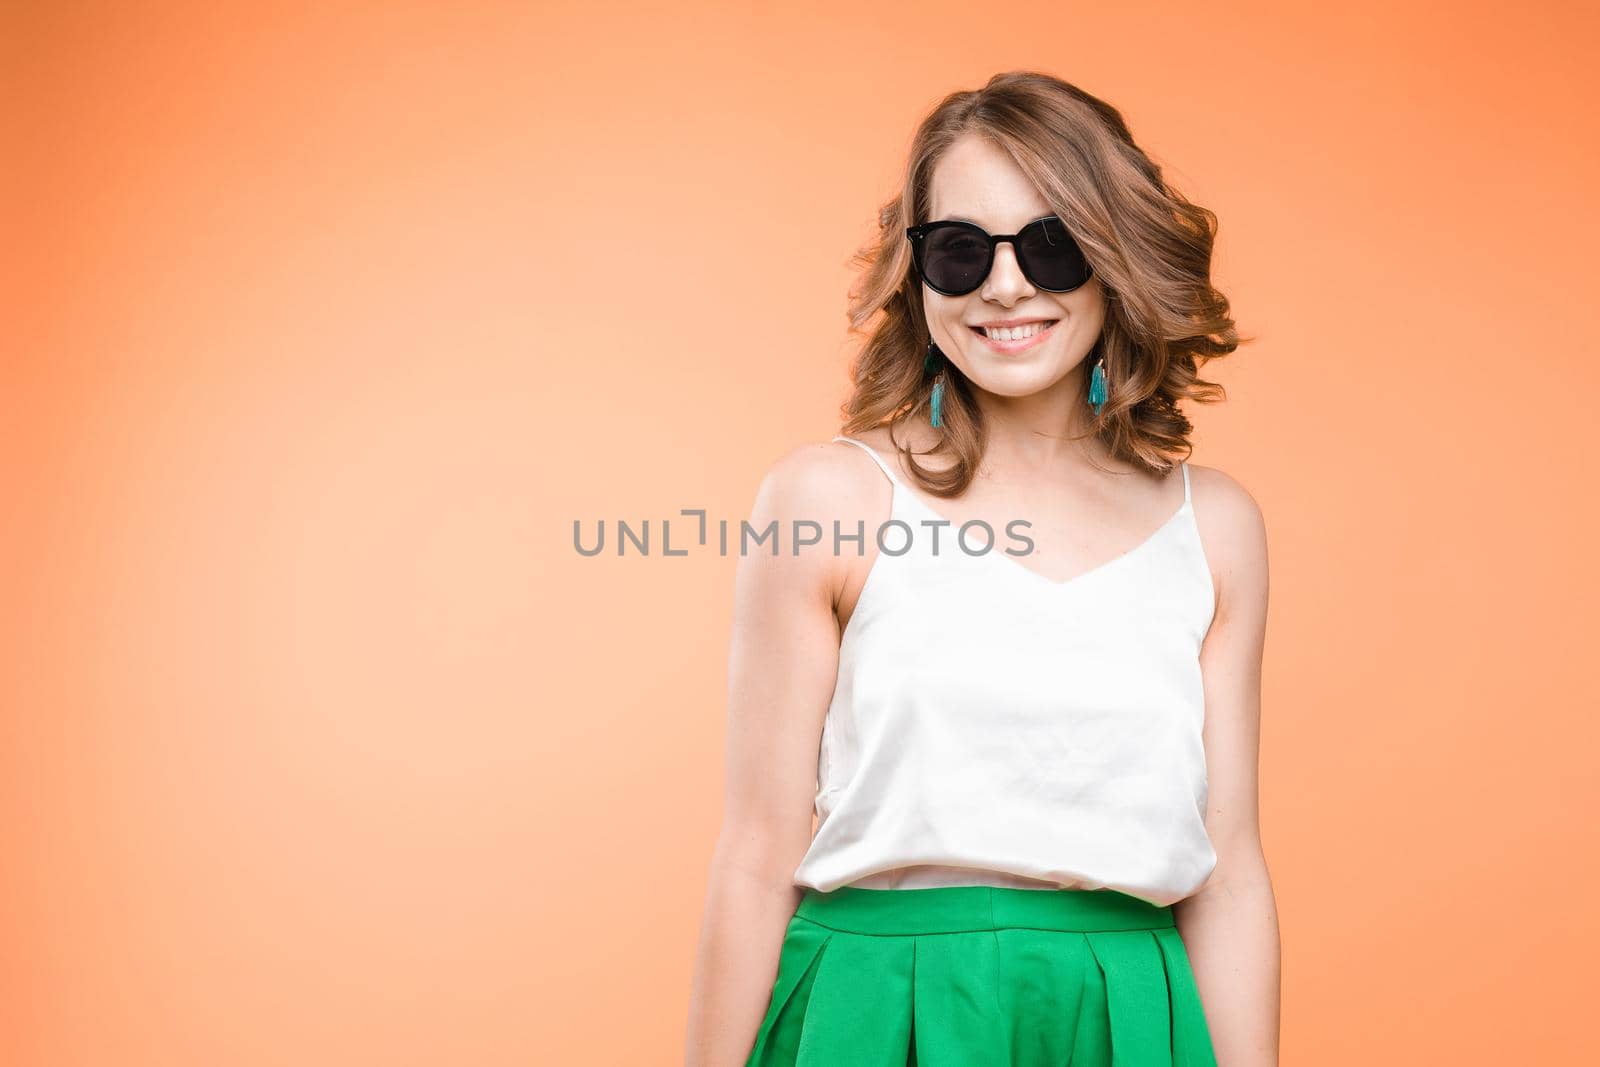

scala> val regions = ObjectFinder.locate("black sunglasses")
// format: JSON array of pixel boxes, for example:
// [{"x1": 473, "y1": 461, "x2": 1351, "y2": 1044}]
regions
[{"x1": 905, "y1": 216, "x2": 1094, "y2": 297}]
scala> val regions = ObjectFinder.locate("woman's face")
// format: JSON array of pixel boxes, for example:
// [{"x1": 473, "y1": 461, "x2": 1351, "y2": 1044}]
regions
[{"x1": 920, "y1": 133, "x2": 1106, "y2": 405}]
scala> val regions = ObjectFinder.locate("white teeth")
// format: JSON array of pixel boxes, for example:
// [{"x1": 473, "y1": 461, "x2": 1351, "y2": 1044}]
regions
[{"x1": 982, "y1": 321, "x2": 1051, "y2": 341}]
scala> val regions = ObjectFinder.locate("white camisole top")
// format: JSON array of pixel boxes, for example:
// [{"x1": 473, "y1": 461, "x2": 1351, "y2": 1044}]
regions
[{"x1": 790, "y1": 436, "x2": 1218, "y2": 908}]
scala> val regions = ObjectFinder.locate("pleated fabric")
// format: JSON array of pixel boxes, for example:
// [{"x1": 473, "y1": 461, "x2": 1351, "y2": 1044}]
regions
[{"x1": 744, "y1": 885, "x2": 1216, "y2": 1067}]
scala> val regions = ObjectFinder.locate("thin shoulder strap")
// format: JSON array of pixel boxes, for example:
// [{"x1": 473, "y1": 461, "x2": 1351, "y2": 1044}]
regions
[
  {"x1": 1180, "y1": 461, "x2": 1193, "y2": 506},
  {"x1": 832, "y1": 435, "x2": 902, "y2": 488}
]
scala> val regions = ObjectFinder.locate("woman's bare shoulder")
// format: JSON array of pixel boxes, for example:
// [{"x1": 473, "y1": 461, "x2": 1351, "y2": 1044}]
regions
[
  {"x1": 1185, "y1": 461, "x2": 1269, "y2": 603},
  {"x1": 737, "y1": 438, "x2": 895, "y2": 589},
  {"x1": 752, "y1": 436, "x2": 891, "y2": 516}
]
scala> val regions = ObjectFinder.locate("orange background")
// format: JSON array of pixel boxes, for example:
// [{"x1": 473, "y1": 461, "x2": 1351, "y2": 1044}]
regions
[{"x1": 5, "y1": 2, "x2": 1598, "y2": 1063}]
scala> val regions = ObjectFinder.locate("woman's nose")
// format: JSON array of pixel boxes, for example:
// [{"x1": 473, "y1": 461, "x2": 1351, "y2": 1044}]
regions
[{"x1": 983, "y1": 243, "x2": 1032, "y2": 298}]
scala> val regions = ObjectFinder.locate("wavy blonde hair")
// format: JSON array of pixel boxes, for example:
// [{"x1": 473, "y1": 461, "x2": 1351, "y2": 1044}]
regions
[{"x1": 840, "y1": 70, "x2": 1249, "y2": 496}]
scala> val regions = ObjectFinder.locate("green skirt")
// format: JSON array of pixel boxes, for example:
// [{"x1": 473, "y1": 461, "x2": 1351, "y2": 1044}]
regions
[{"x1": 745, "y1": 885, "x2": 1216, "y2": 1067}]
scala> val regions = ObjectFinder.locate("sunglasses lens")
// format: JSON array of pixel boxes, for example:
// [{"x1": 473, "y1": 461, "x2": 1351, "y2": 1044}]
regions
[
  {"x1": 1018, "y1": 217, "x2": 1091, "y2": 290},
  {"x1": 920, "y1": 224, "x2": 990, "y2": 294}
]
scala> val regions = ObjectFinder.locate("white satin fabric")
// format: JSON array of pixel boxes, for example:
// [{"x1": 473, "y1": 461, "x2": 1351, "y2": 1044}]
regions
[{"x1": 790, "y1": 436, "x2": 1218, "y2": 908}]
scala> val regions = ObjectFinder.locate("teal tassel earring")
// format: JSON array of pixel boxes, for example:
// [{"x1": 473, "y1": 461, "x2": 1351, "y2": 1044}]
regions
[
  {"x1": 924, "y1": 340, "x2": 945, "y2": 427},
  {"x1": 1087, "y1": 354, "x2": 1108, "y2": 415}
]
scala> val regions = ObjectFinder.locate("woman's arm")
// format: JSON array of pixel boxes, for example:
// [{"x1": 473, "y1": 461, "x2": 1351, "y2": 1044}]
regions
[
  {"x1": 1173, "y1": 467, "x2": 1282, "y2": 1067},
  {"x1": 683, "y1": 443, "x2": 865, "y2": 1067}
]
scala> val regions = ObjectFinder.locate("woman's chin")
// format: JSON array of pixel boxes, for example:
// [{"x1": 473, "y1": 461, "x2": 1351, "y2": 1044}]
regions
[{"x1": 966, "y1": 359, "x2": 1078, "y2": 399}]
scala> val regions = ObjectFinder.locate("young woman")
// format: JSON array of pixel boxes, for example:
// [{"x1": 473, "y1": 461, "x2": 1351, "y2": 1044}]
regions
[{"x1": 685, "y1": 71, "x2": 1280, "y2": 1067}]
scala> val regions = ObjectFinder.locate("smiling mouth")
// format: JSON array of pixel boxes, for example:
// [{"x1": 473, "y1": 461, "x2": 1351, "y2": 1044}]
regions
[{"x1": 969, "y1": 319, "x2": 1059, "y2": 341}]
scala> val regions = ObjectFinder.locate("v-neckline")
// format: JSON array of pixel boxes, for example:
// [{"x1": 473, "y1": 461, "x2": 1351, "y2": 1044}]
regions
[
  {"x1": 896, "y1": 486, "x2": 1196, "y2": 588},
  {"x1": 831, "y1": 434, "x2": 1196, "y2": 593},
  {"x1": 884, "y1": 466, "x2": 1192, "y2": 592}
]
